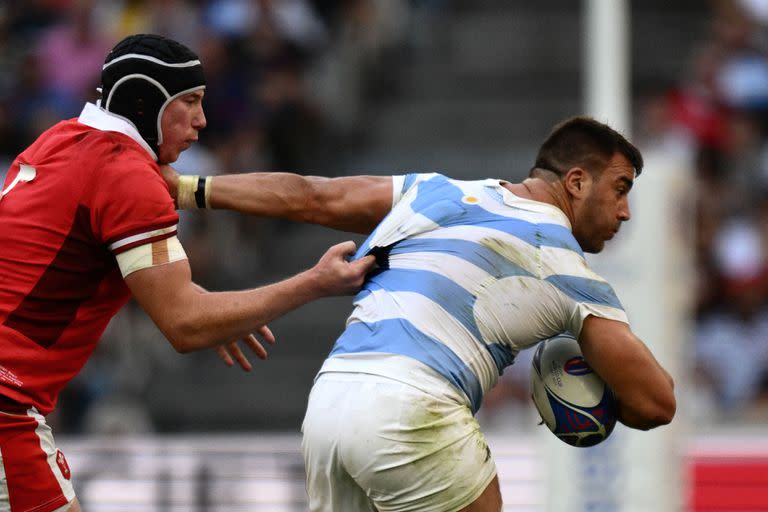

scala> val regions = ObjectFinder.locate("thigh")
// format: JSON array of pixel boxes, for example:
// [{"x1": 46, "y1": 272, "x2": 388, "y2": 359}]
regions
[
  {"x1": 0, "y1": 408, "x2": 76, "y2": 512},
  {"x1": 335, "y1": 375, "x2": 498, "y2": 512},
  {"x1": 458, "y1": 476, "x2": 502, "y2": 512},
  {"x1": 52, "y1": 497, "x2": 80, "y2": 512}
]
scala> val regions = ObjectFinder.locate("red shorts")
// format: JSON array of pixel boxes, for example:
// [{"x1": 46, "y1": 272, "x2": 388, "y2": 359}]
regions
[{"x1": 0, "y1": 399, "x2": 74, "y2": 512}]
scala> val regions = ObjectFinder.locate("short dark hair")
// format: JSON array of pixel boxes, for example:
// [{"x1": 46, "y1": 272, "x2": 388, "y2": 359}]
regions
[{"x1": 530, "y1": 116, "x2": 643, "y2": 178}]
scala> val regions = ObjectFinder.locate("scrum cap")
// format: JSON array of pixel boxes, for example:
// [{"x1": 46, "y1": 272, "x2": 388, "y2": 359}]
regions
[{"x1": 100, "y1": 34, "x2": 206, "y2": 157}]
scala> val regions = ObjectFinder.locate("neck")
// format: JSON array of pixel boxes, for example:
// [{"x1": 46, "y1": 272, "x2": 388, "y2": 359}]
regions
[{"x1": 504, "y1": 177, "x2": 576, "y2": 226}]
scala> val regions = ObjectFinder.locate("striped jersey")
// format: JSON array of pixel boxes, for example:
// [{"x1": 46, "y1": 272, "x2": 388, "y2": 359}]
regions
[
  {"x1": 319, "y1": 173, "x2": 627, "y2": 413},
  {"x1": 0, "y1": 103, "x2": 178, "y2": 414}
]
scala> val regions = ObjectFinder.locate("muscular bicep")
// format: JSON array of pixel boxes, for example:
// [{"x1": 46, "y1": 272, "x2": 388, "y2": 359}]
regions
[
  {"x1": 578, "y1": 316, "x2": 656, "y2": 394},
  {"x1": 302, "y1": 175, "x2": 393, "y2": 233},
  {"x1": 578, "y1": 315, "x2": 675, "y2": 429},
  {"x1": 123, "y1": 255, "x2": 199, "y2": 350}
]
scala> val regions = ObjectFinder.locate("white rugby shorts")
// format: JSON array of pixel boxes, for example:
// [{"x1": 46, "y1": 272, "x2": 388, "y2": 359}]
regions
[{"x1": 302, "y1": 371, "x2": 497, "y2": 512}]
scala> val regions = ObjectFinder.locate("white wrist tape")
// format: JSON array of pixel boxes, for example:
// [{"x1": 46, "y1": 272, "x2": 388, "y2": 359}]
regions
[{"x1": 177, "y1": 175, "x2": 212, "y2": 209}]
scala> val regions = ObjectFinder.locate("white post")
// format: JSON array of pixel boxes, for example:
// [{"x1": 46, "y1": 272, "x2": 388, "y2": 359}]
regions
[
  {"x1": 546, "y1": 2, "x2": 687, "y2": 512},
  {"x1": 584, "y1": 0, "x2": 630, "y2": 133}
]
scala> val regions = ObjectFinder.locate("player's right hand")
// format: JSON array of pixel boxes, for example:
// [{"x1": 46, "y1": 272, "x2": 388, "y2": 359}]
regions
[{"x1": 311, "y1": 241, "x2": 376, "y2": 297}]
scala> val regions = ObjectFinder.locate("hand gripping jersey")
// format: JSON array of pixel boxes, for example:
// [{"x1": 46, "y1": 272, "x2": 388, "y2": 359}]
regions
[
  {"x1": 0, "y1": 103, "x2": 178, "y2": 415},
  {"x1": 321, "y1": 173, "x2": 628, "y2": 413}
]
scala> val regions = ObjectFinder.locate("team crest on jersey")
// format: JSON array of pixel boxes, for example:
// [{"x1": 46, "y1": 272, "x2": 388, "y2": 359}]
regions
[
  {"x1": 56, "y1": 450, "x2": 71, "y2": 480},
  {"x1": 461, "y1": 195, "x2": 479, "y2": 204}
]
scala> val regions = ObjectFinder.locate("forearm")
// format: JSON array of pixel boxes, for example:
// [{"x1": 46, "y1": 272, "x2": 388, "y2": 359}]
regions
[
  {"x1": 579, "y1": 317, "x2": 676, "y2": 430},
  {"x1": 171, "y1": 269, "x2": 324, "y2": 352},
  {"x1": 611, "y1": 356, "x2": 676, "y2": 430},
  {"x1": 209, "y1": 173, "x2": 392, "y2": 234},
  {"x1": 127, "y1": 242, "x2": 371, "y2": 355}
]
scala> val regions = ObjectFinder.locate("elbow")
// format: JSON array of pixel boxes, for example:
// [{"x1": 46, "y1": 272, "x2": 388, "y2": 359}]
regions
[
  {"x1": 164, "y1": 317, "x2": 204, "y2": 354},
  {"x1": 639, "y1": 396, "x2": 676, "y2": 430},
  {"x1": 619, "y1": 386, "x2": 677, "y2": 430},
  {"x1": 649, "y1": 377, "x2": 677, "y2": 428},
  {"x1": 169, "y1": 338, "x2": 193, "y2": 354}
]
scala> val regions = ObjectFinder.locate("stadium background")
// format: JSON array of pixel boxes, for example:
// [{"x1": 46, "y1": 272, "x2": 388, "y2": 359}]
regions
[{"x1": 2, "y1": 0, "x2": 768, "y2": 510}]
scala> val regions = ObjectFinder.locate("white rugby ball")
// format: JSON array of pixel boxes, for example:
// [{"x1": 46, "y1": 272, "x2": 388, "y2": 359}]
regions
[{"x1": 530, "y1": 334, "x2": 617, "y2": 447}]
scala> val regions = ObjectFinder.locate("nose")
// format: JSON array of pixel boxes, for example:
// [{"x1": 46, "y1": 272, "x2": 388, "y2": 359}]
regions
[
  {"x1": 619, "y1": 198, "x2": 631, "y2": 221},
  {"x1": 193, "y1": 107, "x2": 207, "y2": 130}
]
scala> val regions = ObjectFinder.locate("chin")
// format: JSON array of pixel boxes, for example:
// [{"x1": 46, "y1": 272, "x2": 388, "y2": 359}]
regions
[
  {"x1": 157, "y1": 153, "x2": 179, "y2": 164},
  {"x1": 582, "y1": 241, "x2": 605, "y2": 254}
]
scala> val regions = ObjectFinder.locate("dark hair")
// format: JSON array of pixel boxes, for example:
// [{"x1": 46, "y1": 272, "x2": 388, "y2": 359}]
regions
[{"x1": 530, "y1": 116, "x2": 643, "y2": 178}]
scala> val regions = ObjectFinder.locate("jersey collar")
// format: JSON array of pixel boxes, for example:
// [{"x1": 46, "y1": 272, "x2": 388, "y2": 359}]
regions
[
  {"x1": 77, "y1": 102, "x2": 158, "y2": 161},
  {"x1": 485, "y1": 179, "x2": 572, "y2": 230}
]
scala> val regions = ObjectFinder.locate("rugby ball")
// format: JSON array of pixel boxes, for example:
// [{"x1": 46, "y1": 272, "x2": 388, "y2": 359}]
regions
[{"x1": 530, "y1": 334, "x2": 617, "y2": 447}]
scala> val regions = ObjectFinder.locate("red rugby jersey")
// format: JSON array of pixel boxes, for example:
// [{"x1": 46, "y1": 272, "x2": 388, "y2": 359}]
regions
[{"x1": 0, "y1": 104, "x2": 178, "y2": 415}]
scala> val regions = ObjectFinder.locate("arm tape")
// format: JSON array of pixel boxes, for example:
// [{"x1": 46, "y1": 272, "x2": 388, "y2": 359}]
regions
[{"x1": 115, "y1": 235, "x2": 188, "y2": 277}]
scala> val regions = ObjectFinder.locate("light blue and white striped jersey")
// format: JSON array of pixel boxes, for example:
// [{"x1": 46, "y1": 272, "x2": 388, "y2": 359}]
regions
[{"x1": 319, "y1": 173, "x2": 627, "y2": 413}]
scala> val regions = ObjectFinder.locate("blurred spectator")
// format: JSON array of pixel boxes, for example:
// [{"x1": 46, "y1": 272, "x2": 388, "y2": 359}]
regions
[
  {"x1": 35, "y1": 0, "x2": 111, "y2": 109},
  {"x1": 695, "y1": 218, "x2": 768, "y2": 414},
  {"x1": 665, "y1": 42, "x2": 732, "y2": 152}
]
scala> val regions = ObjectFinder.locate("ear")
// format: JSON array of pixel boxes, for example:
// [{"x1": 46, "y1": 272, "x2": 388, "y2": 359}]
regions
[{"x1": 562, "y1": 167, "x2": 592, "y2": 199}]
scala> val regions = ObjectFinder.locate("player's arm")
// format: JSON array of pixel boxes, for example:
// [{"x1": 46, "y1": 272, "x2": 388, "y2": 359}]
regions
[
  {"x1": 124, "y1": 240, "x2": 376, "y2": 353},
  {"x1": 577, "y1": 315, "x2": 676, "y2": 430},
  {"x1": 161, "y1": 166, "x2": 393, "y2": 234},
  {"x1": 190, "y1": 282, "x2": 275, "y2": 370}
]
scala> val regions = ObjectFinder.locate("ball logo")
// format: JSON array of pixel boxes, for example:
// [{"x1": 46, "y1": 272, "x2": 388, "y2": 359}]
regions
[
  {"x1": 564, "y1": 409, "x2": 596, "y2": 431},
  {"x1": 563, "y1": 356, "x2": 593, "y2": 376}
]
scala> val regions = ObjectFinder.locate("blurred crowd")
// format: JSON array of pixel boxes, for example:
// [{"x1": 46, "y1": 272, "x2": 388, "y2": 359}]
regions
[
  {"x1": 632, "y1": 0, "x2": 768, "y2": 423},
  {"x1": 0, "y1": 0, "x2": 420, "y2": 173},
  {"x1": 6, "y1": 0, "x2": 768, "y2": 433}
]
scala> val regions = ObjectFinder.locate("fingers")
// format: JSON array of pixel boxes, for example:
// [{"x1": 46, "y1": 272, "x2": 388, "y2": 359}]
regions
[
  {"x1": 228, "y1": 341, "x2": 254, "y2": 371},
  {"x1": 244, "y1": 334, "x2": 268, "y2": 361},
  {"x1": 331, "y1": 240, "x2": 358, "y2": 258},
  {"x1": 216, "y1": 341, "x2": 254, "y2": 371},
  {"x1": 352, "y1": 254, "x2": 377, "y2": 274},
  {"x1": 216, "y1": 345, "x2": 234, "y2": 367},
  {"x1": 257, "y1": 325, "x2": 276, "y2": 345}
]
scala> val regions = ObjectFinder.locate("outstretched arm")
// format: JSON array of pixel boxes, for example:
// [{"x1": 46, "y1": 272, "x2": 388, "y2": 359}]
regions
[
  {"x1": 162, "y1": 166, "x2": 393, "y2": 234},
  {"x1": 125, "y1": 241, "x2": 376, "y2": 353},
  {"x1": 578, "y1": 315, "x2": 676, "y2": 430}
]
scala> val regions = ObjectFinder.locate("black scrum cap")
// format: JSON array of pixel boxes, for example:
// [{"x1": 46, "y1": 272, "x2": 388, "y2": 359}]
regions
[{"x1": 100, "y1": 34, "x2": 206, "y2": 158}]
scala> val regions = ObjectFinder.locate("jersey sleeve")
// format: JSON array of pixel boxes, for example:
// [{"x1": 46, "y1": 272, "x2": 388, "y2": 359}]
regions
[
  {"x1": 88, "y1": 149, "x2": 179, "y2": 255},
  {"x1": 539, "y1": 246, "x2": 629, "y2": 337},
  {"x1": 356, "y1": 173, "x2": 444, "y2": 259}
]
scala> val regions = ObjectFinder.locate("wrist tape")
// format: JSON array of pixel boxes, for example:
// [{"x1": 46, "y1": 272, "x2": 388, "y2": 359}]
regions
[{"x1": 177, "y1": 175, "x2": 212, "y2": 209}]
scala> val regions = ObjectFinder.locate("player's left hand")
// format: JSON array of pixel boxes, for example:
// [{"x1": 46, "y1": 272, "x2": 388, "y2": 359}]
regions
[{"x1": 215, "y1": 325, "x2": 276, "y2": 371}]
